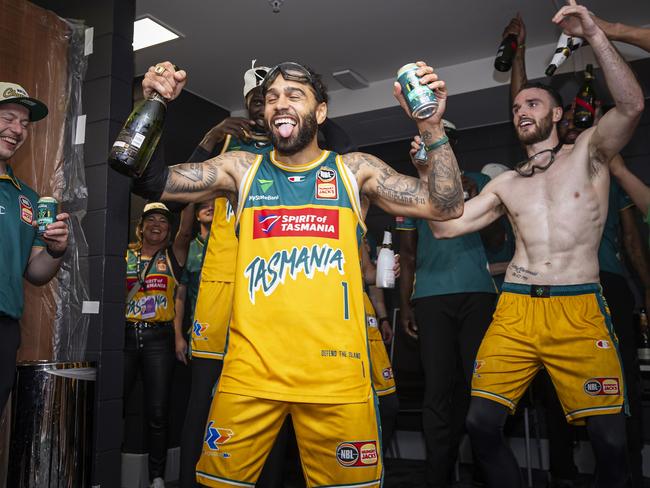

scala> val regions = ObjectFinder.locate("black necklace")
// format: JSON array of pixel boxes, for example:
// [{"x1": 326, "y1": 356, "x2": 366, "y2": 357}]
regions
[{"x1": 514, "y1": 141, "x2": 564, "y2": 177}]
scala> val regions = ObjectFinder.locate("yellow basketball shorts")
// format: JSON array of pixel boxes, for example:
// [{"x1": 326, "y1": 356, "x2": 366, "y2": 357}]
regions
[
  {"x1": 191, "y1": 281, "x2": 234, "y2": 360},
  {"x1": 367, "y1": 324, "x2": 396, "y2": 397},
  {"x1": 195, "y1": 392, "x2": 383, "y2": 487},
  {"x1": 472, "y1": 283, "x2": 627, "y2": 425}
]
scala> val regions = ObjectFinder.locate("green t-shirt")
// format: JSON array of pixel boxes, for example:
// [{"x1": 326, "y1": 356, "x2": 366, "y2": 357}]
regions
[
  {"x1": 598, "y1": 179, "x2": 633, "y2": 276},
  {"x1": 180, "y1": 235, "x2": 207, "y2": 320},
  {"x1": 396, "y1": 172, "x2": 496, "y2": 299},
  {"x1": 0, "y1": 165, "x2": 45, "y2": 319}
]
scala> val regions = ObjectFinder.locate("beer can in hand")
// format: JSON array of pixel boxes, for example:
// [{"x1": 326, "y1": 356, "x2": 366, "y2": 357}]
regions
[
  {"x1": 397, "y1": 63, "x2": 438, "y2": 119},
  {"x1": 36, "y1": 197, "x2": 58, "y2": 236}
]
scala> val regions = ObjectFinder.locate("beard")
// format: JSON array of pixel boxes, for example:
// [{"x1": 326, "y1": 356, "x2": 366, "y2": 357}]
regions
[
  {"x1": 517, "y1": 110, "x2": 554, "y2": 145},
  {"x1": 270, "y1": 111, "x2": 318, "y2": 156}
]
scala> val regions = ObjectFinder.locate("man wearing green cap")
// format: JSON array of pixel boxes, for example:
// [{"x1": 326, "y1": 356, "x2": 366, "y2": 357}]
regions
[{"x1": 0, "y1": 82, "x2": 70, "y2": 412}]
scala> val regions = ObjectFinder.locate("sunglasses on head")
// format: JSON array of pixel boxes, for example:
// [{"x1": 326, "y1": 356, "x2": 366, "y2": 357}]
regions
[{"x1": 262, "y1": 62, "x2": 324, "y2": 102}]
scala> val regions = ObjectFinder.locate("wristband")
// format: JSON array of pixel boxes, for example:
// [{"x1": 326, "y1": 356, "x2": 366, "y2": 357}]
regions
[
  {"x1": 46, "y1": 246, "x2": 66, "y2": 259},
  {"x1": 424, "y1": 135, "x2": 449, "y2": 152}
]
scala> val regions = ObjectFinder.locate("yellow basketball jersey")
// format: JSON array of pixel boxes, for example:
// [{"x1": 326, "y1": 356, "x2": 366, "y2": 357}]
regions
[
  {"x1": 125, "y1": 249, "x2": 178, "y2": 322},
  {"x1": 218, "y1": 150, "x2": 371, "y2": 403},
  {"x1": 199, "y1": 197, "x2": 237, "y2": 282},
  {"x1": 198, "y1": 135, "x2": 270, "y2": 282}
]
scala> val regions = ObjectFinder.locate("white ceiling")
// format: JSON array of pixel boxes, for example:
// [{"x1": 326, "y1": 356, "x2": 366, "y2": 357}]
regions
[{"x1": 135, "y1": 0, "x2": 650, "y2": 118}]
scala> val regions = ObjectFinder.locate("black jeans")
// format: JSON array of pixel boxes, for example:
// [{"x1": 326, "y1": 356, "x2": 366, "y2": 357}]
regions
[
  {"x1": 179, "y1": 357, "x2": 223, "y2": 488},
  {"x1": 123, "y1": 324, "x2": 176, "y2": 482},
  {"x1": 0, "y1": 316, "x2": 20, "y2": 414},
  {"x1": 413, "y1": 292, "x2": 496, "y2": 488}
]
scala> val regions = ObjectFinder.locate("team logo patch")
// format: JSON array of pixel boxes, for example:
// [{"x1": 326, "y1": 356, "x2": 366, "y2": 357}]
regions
[
  {"x1": 193, "y1": 320, "x2": 209, "y2": 337},
  {"x1": 257, "y1": 178, "x2": 274, "y2": 192},
  {"x1": 336, "y1": 441, "x2": 378, "y2": 467},
  {"x1": 253, "y1": 207, "x2": 339, "y2": 239},
  {"x1": 316, "y1": 166, "x2": 338, "y2": 200},
  {"x1": 288, "y1": 175, "x2": 305, "y2": 183},
  {"x1": 155, "y1": 258, "x2": 168, "y2": 272},
  {"x1": 584, "y1": 378, "x2": 620, "y2": 396},
  {"x1": 367, "y1": 316, "x2": 378, "y2": 328},
  {"x1": 382, "y1": 367, "x2": 393, "y2": 380},
  {"x1": 18, "y1": 195, "x2": 33, "y2": 225},
  {"x1": 204, "y1": 422, "x2": 233, "y2": 452},
  {"x1": 596, "y1": 340, "x2": 611, "y2": 349},
  {"x1": 473, "y1": 360, "x2": 485, "y2": 373}
]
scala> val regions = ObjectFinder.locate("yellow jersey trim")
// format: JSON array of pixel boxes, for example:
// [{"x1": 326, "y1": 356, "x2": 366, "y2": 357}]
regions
[
  {"x1": 336, "y1": 155, "x2": 367, "y2": 234},
  {"x1": 235, "y1": 154, "x2": 264, "y2": 225},
  {"x1": 220, "y1": 134, "x2": 233, "y2": 155},
  {"x1": 269, "y1": 149, "x2": 330, "y2": 173}
]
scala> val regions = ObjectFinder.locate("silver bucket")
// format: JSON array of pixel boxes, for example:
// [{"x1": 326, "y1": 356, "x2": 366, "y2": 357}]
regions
[{"x1": 8, "y1": 361, "x2": 96, "y2": 488}]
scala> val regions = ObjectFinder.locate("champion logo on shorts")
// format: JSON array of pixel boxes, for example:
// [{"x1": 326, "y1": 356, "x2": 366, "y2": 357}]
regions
[
  {"x1": 596, "y1": 339, "x2": 611, "y2": 349},
  {"x1": 584, "y1": 378, "x2": 620, "y2": 396},
  {"x1": 204, "y1": 422, "x2": 233, "y2": 451},
  {"x1": 382, "y1": 367, "x2": 393, "y2": 380},
  {"x1": 336, "y1": 441, "x2": 378, "y2": 467}
]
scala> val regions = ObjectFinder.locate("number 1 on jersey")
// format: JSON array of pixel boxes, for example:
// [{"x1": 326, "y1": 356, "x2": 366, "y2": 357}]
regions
[{"x1": 341, "y1": 281, "x2": 349, "y2": 320}]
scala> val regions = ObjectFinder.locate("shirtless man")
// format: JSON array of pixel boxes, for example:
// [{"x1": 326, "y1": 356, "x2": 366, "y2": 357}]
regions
[
  {"x1": 128, "y1": 61, "x2": 462, "y2": 487},
  {"x1": 427, "y1": 3, "x2": 644, "y2": 487}
]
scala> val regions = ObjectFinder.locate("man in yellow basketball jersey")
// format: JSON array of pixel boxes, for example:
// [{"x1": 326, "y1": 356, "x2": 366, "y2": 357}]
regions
[{"x1": 130, "y1": 59, "x2": 463, "y2": 487}]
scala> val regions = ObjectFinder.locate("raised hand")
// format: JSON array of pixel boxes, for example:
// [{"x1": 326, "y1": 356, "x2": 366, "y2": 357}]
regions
[
  {"x1": 503, "y1": 12, "x2": 526, "y2": 45},
  {"x1": 142, "y1": 61, "x2": 187, "y2": 101},
  {"x1": 552, "y1": 0, "x2": 600, "y2": 39},
  {"x1": 393, "y1": 61, "x2": 447, "y2": 126}
]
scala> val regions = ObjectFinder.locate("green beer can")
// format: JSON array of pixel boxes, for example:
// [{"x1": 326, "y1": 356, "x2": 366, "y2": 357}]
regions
[
  {"x1": 37, "y1": 197, "x2": 58, "y2": 235},
  {"x1": 397, "y1": 63, "x2": 439, "y2": 119}
]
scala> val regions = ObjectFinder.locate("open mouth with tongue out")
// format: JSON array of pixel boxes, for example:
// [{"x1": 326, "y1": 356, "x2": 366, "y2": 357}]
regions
[{"x1": 273, "y1": 116, "x2": 298, "y2": 139}]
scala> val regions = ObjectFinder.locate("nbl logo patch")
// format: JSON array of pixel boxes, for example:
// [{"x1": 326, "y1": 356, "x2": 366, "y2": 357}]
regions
[
  {"x1": 18, "y1": 195, "x2": 33, "y2": 225},
  {"x1": 584, "y1": 378, "x2": 620, "y2": 396},
  {"x1": 316, "y1": 166, "x2": 338, "y2": 200},
  {"x1": 336, "y1": 441, "x2": 378, "y2": 467}
]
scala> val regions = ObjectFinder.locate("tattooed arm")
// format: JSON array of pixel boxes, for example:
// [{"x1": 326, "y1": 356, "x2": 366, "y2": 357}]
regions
[
  {"x1": 427, "y1": 174, "x2": 508, "y2": 239},
  {"x1": 343, "y1": 143, "x2": 463, "y2": 220},
  {"x1": 159, "y1": 151, "x2": 255, "y2": 203}
]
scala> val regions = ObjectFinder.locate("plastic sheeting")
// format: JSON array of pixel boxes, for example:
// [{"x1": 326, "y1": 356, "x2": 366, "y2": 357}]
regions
[
  {"x1": 0, "y1": 2, "x2": 90, "y2": 486},
  {"x1": 0, "y1": 0, "x2": 90, "y2": 362}
]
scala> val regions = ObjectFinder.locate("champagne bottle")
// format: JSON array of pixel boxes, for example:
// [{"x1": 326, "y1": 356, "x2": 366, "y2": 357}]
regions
[
  {"x1": 108, "y1": 91, "x2": 167, "y2": 177},
  {"x1": 573, "y1": 64, "x2": 596, "y2": 129},
  {"x1": 376, "y1": 229, "x2": 395, "y2": 289},
  {"x1": 639, "y1": 308, "x2": 650, "y2": 363},
  {"x1": 494, "y1": 34, "x2": 518, "y2": 72},
  {"x1": 545, "y1": 33, "x2": 584, "y2": 76}
]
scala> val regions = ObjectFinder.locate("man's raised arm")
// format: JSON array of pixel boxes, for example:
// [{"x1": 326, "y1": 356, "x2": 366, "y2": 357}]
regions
[
  {"x1": 554, "y1": 2, "x2": 644, "y2": 161},
  {"x1": 344, "y1": 62, "x2": 463, "y2": 221}
]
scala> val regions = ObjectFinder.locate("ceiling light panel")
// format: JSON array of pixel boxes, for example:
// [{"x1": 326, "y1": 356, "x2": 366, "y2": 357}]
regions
[{"x1": 133, "y1": 16, "x2": 181, "y2": 51}]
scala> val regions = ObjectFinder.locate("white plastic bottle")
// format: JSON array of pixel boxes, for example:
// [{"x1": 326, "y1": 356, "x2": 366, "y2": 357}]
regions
[{"x1": 376, "y1": 230, "x2": 395, "y2": 289}]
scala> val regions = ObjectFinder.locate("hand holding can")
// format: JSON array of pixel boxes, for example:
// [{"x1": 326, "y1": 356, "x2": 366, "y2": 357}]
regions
[{"x1": 394, "y1": 62, "x2": 446, "y2": 123}]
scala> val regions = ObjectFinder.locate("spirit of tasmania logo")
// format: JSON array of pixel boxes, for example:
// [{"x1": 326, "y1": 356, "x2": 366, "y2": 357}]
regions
[
  {"x1": 244, "y1": 244, "x2": 345, "y2": 303},
  {"x1": 253, "y1": 208, "x2": 339, "y2": 239}
]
